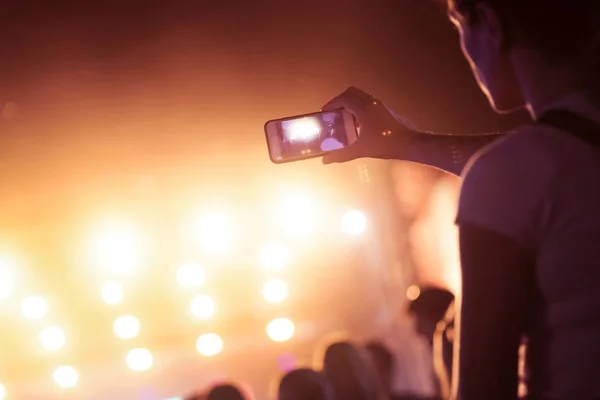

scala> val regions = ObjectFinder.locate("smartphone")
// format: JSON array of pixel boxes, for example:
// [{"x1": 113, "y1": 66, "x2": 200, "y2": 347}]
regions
[{"x1": 264, "y1": 109, "x2": 358, "y2": 164}]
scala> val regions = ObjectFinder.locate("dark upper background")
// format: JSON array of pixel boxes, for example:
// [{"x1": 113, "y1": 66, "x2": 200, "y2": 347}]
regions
[{"x1": 0, "y1": 0, "x2": 528, "y2": 202}]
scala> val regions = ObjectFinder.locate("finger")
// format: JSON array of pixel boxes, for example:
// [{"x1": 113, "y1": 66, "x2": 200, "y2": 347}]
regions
[
  {"x1": 322, "y1": 145, "x2": 362, "y2": 164},
  {"x1": 321, "y1": 87, "x2": 378, "y2": 116}
]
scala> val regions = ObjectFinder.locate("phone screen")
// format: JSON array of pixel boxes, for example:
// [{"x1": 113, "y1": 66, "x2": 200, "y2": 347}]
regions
[{"x1": 265, "y1": 110, "x2": 357, "y2": 163}]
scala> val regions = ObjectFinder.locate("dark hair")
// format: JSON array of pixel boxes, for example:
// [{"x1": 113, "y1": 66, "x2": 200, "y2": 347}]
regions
[
  {"x1": 322, "y1": 341, "x2": 384, "y2": 400},
  {"x1": 408, "y1": 286, "x2": 454, "y2": 323},
  {"x1": 206, "y1": 384, "x2": 247, "y2": 400},
  {"x1": 448, "y1": 0, "x2": 600, "y2": 82},
  {"x1": 364, "y1": 342, "x2": 394, "y2": 391},
  {"x1": 278, "y1": 368, "x2": 332, "y2": 400}
]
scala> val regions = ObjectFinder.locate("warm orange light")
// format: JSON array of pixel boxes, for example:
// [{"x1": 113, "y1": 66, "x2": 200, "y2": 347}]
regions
[
  {"x1": 0, "y1": 260, "x2": 15, "y2": 299},
  {"x1": 406, "y1": 285, "x2": 421, "y2": 301},
  {"x1": 195, "y1": 211, "x2": 233, "y2": 254},
  {"x1": 21, "y1": 295, "x2": 48, "y2": 320},
  {"x1": 90, "y1": 224, "x2": 142, "y2": 276},
  {"x1": 113, "y1": 315, "x2": 140, "y2": 339},
  {"x1": 0, "y1": 383, "x2": 5, "y2": 400},
  {"x1": 101, "y1": 281, "x2": 124, "y2": 305},
  {"x1": 262, "y1": 279, "x2": 289, "y2": 304},
  {"x1": 126, "y1": 348, "x2": 153, "y2": 371},
  {"x1": 39, "y1": 326, "x2": 66, "y2": 351},
  {"x1": 196, "y1": 333, "x2": 223, "y2": 357},
  {"x1": 189, "y1": 295, "x2": 215, "y2": 319},
  {"x1": 266, "y1": 318, "x2": 295, "y2": 342},
  {"x1": 176, "y1": 262, "x2": 205, "y2": 289},
  {"x1": 278, "y1": 195, "x2": 316, "y2": 238},
  {"x1": 259, "y1": 243, "x2": 290, "y2": 270},
  {"x1": 53, "y1": 366, "x2": 79, "y2": 388},
  {"x1": 341, "y1": 210, "x2": 367, "y2": 236}
]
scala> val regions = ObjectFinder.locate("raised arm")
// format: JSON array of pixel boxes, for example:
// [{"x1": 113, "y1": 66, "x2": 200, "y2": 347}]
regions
[{"x1": 321, "y1": 87, "x2": 504, "y2": 176}]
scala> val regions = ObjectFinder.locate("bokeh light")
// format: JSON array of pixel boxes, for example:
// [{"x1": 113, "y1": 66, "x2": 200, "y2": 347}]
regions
[
  {"x1": 176, "y1": 263, "x2": 205, "y2": 289},
  {"x1": 0, "y1": 383, "x2": 5, "y2": 400},
  {"x1": 53, "y1": 366, "x2": 79, "y2": 388},
  {"x1": 21, "y1": 295, "x2": 48, "y2": 320},
  {"x1": 406, "y1": 284, "x2": 421, "y2": 301},
  {"x1": 341, "y1": 210, "x2": 367, "y2": 236},
  {"x1": 189, "y1": 295, "x2": 215, "y2": 319},
  {"x1": 0, "y1": 260, "x2": 15, "y2": 299},
  {"x1": 101, "y1": 281, "x2": 124, "y2": 305},
  {"x1": 259, "y1": 243, "x2": 290, "y2": 270},
  {"x1": 126, "y1": 348, "x2": 153, "y2": 371},
  {"x1": 90, "y1": 225, "x2": 142, "y2": 276},
  {"x1": 266, "y1": 318, "x2": 295, "y2": 342},
  {"x1": 196, "y1": 333, "x2": 223, "y2": 357},
  {"x1": 195, "y1": 211, "x2": 233, "y2": 254},
  {"x1": 39, "y1": 326, "x2": 66, "y2": 351},
  {"x1": 113, "y1": 315, "x2": 140, "y2": 339},
  {"x1": 278, "y1": 195, "x2": 316, "y2": 238},
  {"x1": 262, "y1": 279, "x2": 289, "y2": 304}
]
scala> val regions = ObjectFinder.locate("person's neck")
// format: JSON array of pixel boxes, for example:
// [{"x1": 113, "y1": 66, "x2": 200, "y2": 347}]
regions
[{"x1": 511, "y1": 48, "x2": 587, "y2": 120}]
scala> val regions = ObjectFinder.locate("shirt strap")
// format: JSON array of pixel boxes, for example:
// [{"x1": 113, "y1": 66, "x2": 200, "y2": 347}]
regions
[{"x1": 537, "y1": 109, "x2": 600, "y2": 147}]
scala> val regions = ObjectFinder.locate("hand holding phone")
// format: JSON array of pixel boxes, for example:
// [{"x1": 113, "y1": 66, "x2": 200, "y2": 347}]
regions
[{"x1": 264, "y1": 109, "x2": 358, "y2": 164}]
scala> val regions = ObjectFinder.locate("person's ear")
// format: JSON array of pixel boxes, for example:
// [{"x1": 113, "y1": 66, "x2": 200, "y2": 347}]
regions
[{"x1": 472, "y1": 2, "x2": 507, "y2": 51}]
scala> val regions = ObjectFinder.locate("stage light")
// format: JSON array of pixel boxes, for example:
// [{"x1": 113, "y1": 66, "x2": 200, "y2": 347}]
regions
[
  {"x1": 53, "y1": 366, "x2": 79, "y2": 388},
  {"x1": 0, "y1": 383, "x2": 5, "y2": 400},
  {"x1": 21, "y1": 295, "x2": 48, "y2": 320},
  {"x1": 262, "y1": 279, "x2": 288, "y2": 304},
  {"x1": 278, "y1": 195, "x2": 316, "y2": 238},
  {"x1": 406, "y1": 285, "x2": 421, "y2": 301},
  {"x1": 195, "y1": 211, "x2": 233, "y2": 254},
  {"x1": 267, "y1": 318, "x2": 295, "y2": 342},
  {"x1": 0, "y1": 260, "x2": 14, "y2": 299},
  {"x1": 342, "y1": 210, "x2": 367, "y2": 236},
  {"x1": 176, "y1": 262, "x2": 205, "y2": 289},
  {"x1": 189, "y1": 295, "x2": 215, "y2": 319},
  {"x1": 196, "y1": 333, "x2": 223, "y2": 357},
  {"x1": 126, "y1": 348, "x2": 153, "y2": 371},
  {"x1": 90, "y1": 224, "x2": 142, "y2": 276},
  {"x1": 39, "y1": 326, "x2": 66, "y2": 351},
  {"x1": 113, "y1": 315, "x2": 140, "y2": 339},
  {"x1": 259, "y1": 243, "x2": 290, "y2": 270},
  {"x1": 101, "y1": 281, "x2": 124, "y2": 305}
]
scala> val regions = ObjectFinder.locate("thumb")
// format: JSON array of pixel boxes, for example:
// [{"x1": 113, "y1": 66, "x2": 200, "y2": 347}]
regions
[{"x1": 322, "y1": 145, "x2": 361, "y2": 165}]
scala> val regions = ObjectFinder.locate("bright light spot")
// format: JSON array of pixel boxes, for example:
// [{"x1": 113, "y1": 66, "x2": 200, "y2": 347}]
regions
[
  {"x1": 284, "y1": 117, "x2": 321, "y2": 142},
  {"x1": 113, "y1": 315, "x2": 140, "y2": 339},
  {"x1": 176, "y1": 263, "x2": 205, "y2": 289},
  {"x1": 90, "y1": 225, "x2": 142, "y2": 276},
  {"x1": 21, "y1": 295, "x2": 48, "y2": 320},
  {"x1": 406, "y1": 285, "x2": 421, "y2": 301},
  {"x1": 101, "y1": 281, "x2": 124, "y2": 305},
  {"x1": 126, "y1": 348, "x2": 153, "y2": 371},
  {"x1": 278, "y1": 195, "x2": 316, "y2": 238},
  {"x1": 0, "y1": 260, "x2": 15, "y2": 299},
  {"x1": 342, "y1": 210, "x2": 367, "y2": 236},
  {"x1": 189, "y1": 295, "x2": 215, "y2": 319},
  {"x1": 267, "y1": 318, "x2": 295, "y2": 342},
  {"x1": 53, "y1": 366, "x2": 79, "y2": 388},
  {"x1": 0, "y1": 383, "x2": 5, "y2": 400},
  {"x1": 195, "y1": 211, "x2": 233, "y2": 254},
  {"x1": 39, "y1": 326, "x2": 66, "y2": 351},
  {"x1": 196, "y1": 333, "x2": 223, "y2": 357},
  {"x1": 259, "y1": 243, "x2": 290, "y2": 270},
  {"x1": 262, "y1": 279, "x2": 289, "y2": 304}
]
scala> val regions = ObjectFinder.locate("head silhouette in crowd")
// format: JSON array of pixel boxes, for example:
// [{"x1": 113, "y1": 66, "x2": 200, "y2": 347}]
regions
[
  {"x1": 206, "y1": 383, "x2": 249, "y2": 400},
  {"x1": 407, "y1": 286, "x2": 454, "y2": 345},
  {"x1": 278, "y1": 368, "x2": 333, "y2": 400},
  {"x1": 321, "y1": 341, "x2": 385, "y2": 400}
]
